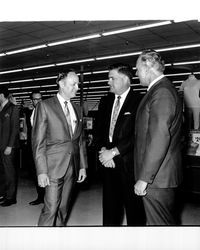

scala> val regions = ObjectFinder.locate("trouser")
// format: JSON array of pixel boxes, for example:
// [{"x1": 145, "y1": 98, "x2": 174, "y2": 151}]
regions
[
  {"x1": 143, "y1": 187, "x2": 177, "y2": 225},
  {"x1": 0, "y1": 149, "x2": 19, "y2": 200},
  {"x1": 38, "y1": 163, "x2": 76, "y2": 226},
  {"x1": 26, "y1": 144, "x2": 45, "y2": 200},
  {"x1": 103, "y1": 167, "x2": 146, "y2": 226}
]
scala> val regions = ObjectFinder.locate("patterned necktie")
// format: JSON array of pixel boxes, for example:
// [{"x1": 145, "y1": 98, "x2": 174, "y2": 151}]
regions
[
  {"x1": 64, "y1": 101, "x2": 73, "y2": 138},
  {"x1": 109, "y1": 96, "x2": 121, "y2": 140}
]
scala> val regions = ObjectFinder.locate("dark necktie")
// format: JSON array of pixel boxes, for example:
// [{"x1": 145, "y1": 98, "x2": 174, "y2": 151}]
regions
[
  {"x1": 109, "y1": 96, "x2": 121, "y2": 140},
  {"x1": 64, "y1": 101, "x2": 73, "y2": 137}
]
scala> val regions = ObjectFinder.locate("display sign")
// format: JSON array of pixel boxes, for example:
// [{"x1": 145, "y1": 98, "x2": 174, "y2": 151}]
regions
[{"x1": 187, "y1": 130, "x2": 200, "y2": 156}]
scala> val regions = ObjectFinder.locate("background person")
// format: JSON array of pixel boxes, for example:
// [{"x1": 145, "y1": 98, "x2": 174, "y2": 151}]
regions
[{"x1": 0, "y1": 87, "x2": 20, "y2": 207}]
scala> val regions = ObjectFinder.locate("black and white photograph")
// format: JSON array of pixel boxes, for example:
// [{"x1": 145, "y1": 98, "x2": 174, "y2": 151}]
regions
[{"x1": 0, "y1": 0, "x2": 200, "y2": 249}]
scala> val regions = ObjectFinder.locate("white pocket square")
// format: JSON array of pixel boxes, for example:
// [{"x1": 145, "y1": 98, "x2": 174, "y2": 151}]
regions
[{"x1": 124, "y1": 112, "x2": 131, "y2": 115}]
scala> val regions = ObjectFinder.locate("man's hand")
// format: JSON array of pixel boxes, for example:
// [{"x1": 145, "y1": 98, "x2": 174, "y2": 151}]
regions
[
  {"x1": 77, "y1": 168, "x2": 87, "y2": 183},
  {"x1": 103, "y1": 159, "x2": 116, "y2": 168},
  {"x1": 99, "y1": 149, "x2": 113, "y2": 165},
  {"x1": 4, "y1": 146, "x2": 12, "y2": 155},
  {"x1": 134, "y1": 180, "x2": 148, "y2": 196},
  {"x1": 38, "y1": 174, "x2": 50, "y2": 188}
]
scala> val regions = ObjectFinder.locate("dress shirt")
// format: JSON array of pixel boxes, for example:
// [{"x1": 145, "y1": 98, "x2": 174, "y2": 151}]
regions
[
  {"x1": 30, "y1": 108, "x2": 35, "y2": 127},
  {"x1": 0, "y1": 99, "x2": 8, "y2": 111},
  {"x1": 57, "y1": 93, "x2": 77, "y2": 133},
  {"x1": 147, "y1": 74, "x2": 165, "y2": 91},
  {"x1": 109, "y1": 87, "x2": 130, "y2": 142}
]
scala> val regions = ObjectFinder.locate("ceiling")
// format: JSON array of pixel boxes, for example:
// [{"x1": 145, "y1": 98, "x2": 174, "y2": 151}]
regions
[{"x1": 0, "y1": 20, "x2": 200, "y2": 111}]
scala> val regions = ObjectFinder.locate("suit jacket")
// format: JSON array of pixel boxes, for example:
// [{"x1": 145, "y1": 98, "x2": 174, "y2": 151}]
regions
[
  {"x1": 32, "y1": 96, "x2": 88, "y2": 179},
  {"x1": 134, "y1": 76, "x2": 183, "y2": 188},
  {"x1": 0, "y1": 101, "x2": 20, "y2": 150},
  {"x1": 96, "y1": 89, "x2": 143, "y2": 176}
]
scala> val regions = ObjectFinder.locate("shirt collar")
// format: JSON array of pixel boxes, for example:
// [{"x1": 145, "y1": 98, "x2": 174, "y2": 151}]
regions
[
  {"x1": 147, "y1": 74, "x2": 165, "y2": 91},
  {"x1": 1, "y1": 99, "x2": 8, "y2": 109},
  {"x1": 57, "y1": 93, "x2": 70, "y2": 106},
  {"x1": 115, "y1": 87, "x2": 130, "y2": 101}
]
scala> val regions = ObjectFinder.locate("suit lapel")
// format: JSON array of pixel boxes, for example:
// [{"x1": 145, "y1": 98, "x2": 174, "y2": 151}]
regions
[
  {"x1": 71, "y1": 102, "x2": 81, "y2": 137},
  {"x1": 53, "y1": 96, "x2": 72, "y2": 137}
]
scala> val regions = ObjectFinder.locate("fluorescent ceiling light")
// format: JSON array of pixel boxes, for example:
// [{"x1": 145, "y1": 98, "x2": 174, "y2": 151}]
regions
[
  {"x1": 92, "y1": 70, "x2": 109, "y2": 74},
  {"x1": 173, "y1": 19, "x2": 193, "y2": 23},
  {"x1": 166, "y1": 72, "x2": 191, "y2": 77},
  {"x1": 6, "y1": 45, "x2": 47, "y2": 55},
  {"x1": 173, "y1": 60, "x2": 200, "y2": 66},
  {"x1": 56, "y1": 58, "x2": 95, "y2": 66},
  {"x1": 102, "y1": 21, "x2": 172, "y2": 36},
  {"x1": 21, "y1": 86, "x2": 41, "y2": 89},
  {"x1": 9, "y1": 87, "x2": 21, "y2": 90},
  {"x1": 13, "y1": 92, "x2": 31, "y2": 95},
  {"x1": 34, "y1": 76, "x2": 57, "y2": 81},
  {"x1": 23, "y1": 64, "x2": 55, "y2": 71},
  {"x1": 11, "y1": 79, "x2": 33, "y2": 83},
  {"x1": 0, "y1": 69, "x2": 23, "y2": 75},
  {"x1": 96, "y1": 52, "x2": 141, "y2": 60},
  {"x1": 48, "y1": 34, "x2": 101, "y2": 46},
  {"x1": 41, "y1": 84, "x2": 57, "y2": 88},
  {"x1": 157, "y1": 43, "x2": 200, "y2": 52},
  {"x1": 0, "y1": 53, "x2": 6, "y2": 57}
]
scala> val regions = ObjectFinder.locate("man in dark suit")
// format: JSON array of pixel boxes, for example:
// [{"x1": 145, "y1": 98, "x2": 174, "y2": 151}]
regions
[
  {"x1": 134, "y1": 49, "x2": 183, "y2": 225},
  {"x1": 26, "y1": 91, "x2": 45, "y2": 205},
  {"x1": 97, "y1": 63, "x2": 145, "y2": 226},
  {"x1": 0, "y1": 86, "x2": 20, "y2": 206},
  {"x1": 32, "y1": 70, "x2": 87, "y2": 226}
]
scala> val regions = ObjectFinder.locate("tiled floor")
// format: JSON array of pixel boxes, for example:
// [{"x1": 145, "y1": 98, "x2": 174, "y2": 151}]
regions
[{"x1": 0, "y1": 169, "x2": 200, "y2": 227}]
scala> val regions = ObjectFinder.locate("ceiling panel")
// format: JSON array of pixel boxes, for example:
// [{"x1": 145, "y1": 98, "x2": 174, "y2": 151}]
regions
[{"x1": 0, "y1": 20, "x2": 200, "y2": 110}]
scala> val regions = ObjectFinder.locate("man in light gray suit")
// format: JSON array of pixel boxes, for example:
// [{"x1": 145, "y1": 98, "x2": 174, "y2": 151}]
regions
[{"x1": 32, "y1": 70, "x2": 87, "y2": 226}]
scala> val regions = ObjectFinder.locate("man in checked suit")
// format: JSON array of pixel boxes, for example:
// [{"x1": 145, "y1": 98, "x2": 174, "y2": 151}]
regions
[
  {"x1": 32, "y1": 70, "x2": 87, "y2": 226},
  {"x1": 134, "y1": 50, "x2": 183, "y2": 225},
  {"x1": 97, "y1": 63, "x2": 145, "y2": 226}
]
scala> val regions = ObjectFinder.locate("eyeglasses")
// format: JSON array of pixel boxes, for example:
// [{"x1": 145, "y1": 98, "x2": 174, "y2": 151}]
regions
[{"x1": 32, "y1": 98, "x2": 42, "y2": 101}]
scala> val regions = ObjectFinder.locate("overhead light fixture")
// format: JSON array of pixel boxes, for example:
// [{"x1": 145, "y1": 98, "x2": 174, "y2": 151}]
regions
[
  {"x1": 0, "y1": 81, "x2": 10, "y2": 85},
  {"x1": 173, "y1": 19, "x2": 193, "y2": 23},
  {"x1": 48, "y1": 34, "x2": 101, "y2": 47},
  {"x1": 102, "y1": 21, "x2": 172, "y2": 36},
  {"x1": 6, "y1": 45, "x2": 47, "y2": 55},
  {"x1": 34, "y1": 76, "x2": 57, "y2": 81},
  {"x1": 173, "y1": 60, "x2": 200, "y2": 66},
  {"x1": 11, "y1": 79, "x2": 34, "y2": 83},
  {"x1": 0, "y1": 53, "x2": 6, "y2": 57},
  {"x1": 0, "y1": 69, "x2": 23, "y2": 75},
  {"x1": 56, "y1": 58, "x2": 95, "y2": 66},
  {"x1": 23, "y1": 64, "x2": 55, "y2": 71},
  {"x1": 157, "y1": 43, "x2": 200, "y2": 52},
  {"x1": 96, "y1": 51, "x2": 141, "y2": 60}
]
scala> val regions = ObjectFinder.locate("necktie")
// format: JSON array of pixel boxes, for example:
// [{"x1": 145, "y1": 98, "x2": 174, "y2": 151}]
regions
[
  {"x1": 64, "y1": 101, "x2": 73, "y2": 138},
  {"x1": 109, "y1": 96, "x2": 121, "y2": 140}
]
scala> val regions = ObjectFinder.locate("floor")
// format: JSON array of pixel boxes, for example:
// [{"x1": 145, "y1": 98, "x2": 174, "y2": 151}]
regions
[{"x1": 0, "y1": 169, "x2": 200, "y2": 227}]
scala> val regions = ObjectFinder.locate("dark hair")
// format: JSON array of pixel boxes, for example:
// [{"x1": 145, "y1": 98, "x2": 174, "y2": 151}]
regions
[
  {"x1": 0, "y1": 86, "x2": 9, "y2": 98},
  {"x1": 139, "y1": 49, "x2": 165, "y2": 72},
  {"x1": 108, "y1": 63, "x2": 133, "y2": 83},
  {"x1": 30, "y1": 91, "x2": 42, "y2": 100},
  {"x1": 56, "y1": 69, "x2": 76, "y2": 84}
]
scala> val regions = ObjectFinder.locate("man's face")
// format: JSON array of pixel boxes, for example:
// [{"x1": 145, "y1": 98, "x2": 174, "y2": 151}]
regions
[
  {"x1": 61, "y1": 72, "x2": 79, "y2": 100},
  {"x1": 136, "y1": 57, "x2": 150, "y2": 86},
  {"x1": 32, "y1": 93, "x2": 42, "y2": 107},
  {"x1": 108, "y1": 69, "x2": 127, "y2": 95}
]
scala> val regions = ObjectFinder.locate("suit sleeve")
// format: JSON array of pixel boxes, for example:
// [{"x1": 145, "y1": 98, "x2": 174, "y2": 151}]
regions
[
  {"x1": 31, "y1": 101, "x2": 48, "y2": 176},
  {"x1": 8, "y1": 105, "x2": 19, "y2": 147},
  {"x1": 79, "y1": 128, "x2": 88, "y2": 169},
  {"x1": 139, "y1": 88, "x2": 176, "y2": 184}
]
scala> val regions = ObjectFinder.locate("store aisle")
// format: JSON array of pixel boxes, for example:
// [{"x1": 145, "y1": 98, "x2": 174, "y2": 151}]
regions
[{"x1": 0, "y1": 170, "x2": 200, "y2": 227}]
